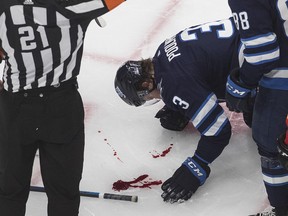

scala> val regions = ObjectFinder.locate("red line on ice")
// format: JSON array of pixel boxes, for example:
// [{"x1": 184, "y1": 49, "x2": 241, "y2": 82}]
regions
[{"x1": 83, "y1": 0, "x2": 183, "y2": 62}]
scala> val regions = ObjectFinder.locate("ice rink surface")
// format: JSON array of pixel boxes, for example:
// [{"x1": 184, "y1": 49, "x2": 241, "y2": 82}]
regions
[{"x1": 2, "y1": 0, "x2": 270, "y2": 215}]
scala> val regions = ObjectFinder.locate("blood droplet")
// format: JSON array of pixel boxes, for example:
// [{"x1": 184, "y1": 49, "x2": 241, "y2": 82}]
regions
[{"x1": 105, "y1": 141, "x2": 123, "y2": 162}]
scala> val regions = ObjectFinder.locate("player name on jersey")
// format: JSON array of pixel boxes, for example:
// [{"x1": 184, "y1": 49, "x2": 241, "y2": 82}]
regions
[{"x1": 164, "y1": 35, "x2": 181, "y2": 62}]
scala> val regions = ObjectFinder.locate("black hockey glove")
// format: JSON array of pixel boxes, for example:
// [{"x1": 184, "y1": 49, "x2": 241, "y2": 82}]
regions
[
  {"x1": 225, "y1": 68, "x2": 256, "y2": 113},
  {"x1": 243, "y1": 111, "x2": 253, "y2": 128},
  {"x1": 155, "y1": 105, "x2": 190, "y2": 131},
  {"x1": 161, "y1": 156, "x2": 210, "y2": 203},
  {"x1": 277, "y1": 133, "x2": 288, "y2": 170}
]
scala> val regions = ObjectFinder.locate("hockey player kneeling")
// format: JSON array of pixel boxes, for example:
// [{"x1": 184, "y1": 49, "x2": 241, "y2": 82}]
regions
[{"x1": 114, "y1": 17, "x2": 242, "y2": 203}]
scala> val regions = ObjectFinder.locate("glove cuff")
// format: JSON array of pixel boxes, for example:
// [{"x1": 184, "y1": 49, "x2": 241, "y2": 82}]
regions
[
  {"x1": 229, "y1": 68, "x2": 257, "y2": 89},
  {"x1": 182, "y1": 156, "x2": 210, "y2": 185},
  {"x1": 227, "y1": 76, "x2": 252, "y2": 98},
  {"x1": 226, "y1": 68, "x2": 257, "y2": 98}
]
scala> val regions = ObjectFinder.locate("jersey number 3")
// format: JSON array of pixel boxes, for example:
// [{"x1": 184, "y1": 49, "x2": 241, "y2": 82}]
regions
[
  {"x1": 173, "y1": 96, "x2": 189, "y2": 109},
  {"x1": 180, "y1": 19, "x2": 234, "y2": 41}
]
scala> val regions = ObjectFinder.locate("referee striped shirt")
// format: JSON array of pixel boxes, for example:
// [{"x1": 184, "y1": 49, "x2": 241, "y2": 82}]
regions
[{"x1": 0, "y1": 0, "x2": 125, "y2": 92}]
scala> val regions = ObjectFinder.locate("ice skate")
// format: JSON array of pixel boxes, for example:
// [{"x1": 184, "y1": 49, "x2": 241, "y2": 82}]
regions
[{"x1": 250, "y1": 206, "x2": 288, "y2": 216}]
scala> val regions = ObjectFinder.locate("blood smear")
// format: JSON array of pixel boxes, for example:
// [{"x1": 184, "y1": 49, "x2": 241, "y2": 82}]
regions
[
  {"x1": 112, "y1": 174, "x2": 162, "y2": 191},
  {"x1": 150, "y1": 144, "x2": 173, "y2": 158}
]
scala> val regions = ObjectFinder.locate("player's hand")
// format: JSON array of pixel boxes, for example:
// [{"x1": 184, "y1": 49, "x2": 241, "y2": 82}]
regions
[
  {"x1": 0, "y1": 48, "x2": 5, "y2": 64},
  {"x1": 161, "y1": 156, "x2": 210, "y2": 203},
  {"x1": 155, "y1": 105, "x2": 190, "y2": 131},
  {"x1": 225, "y1": 68, "x2": 256, "y2": 113},
  {"x1": 277, "y1": 133, "x2": 288, "y2": 170}
]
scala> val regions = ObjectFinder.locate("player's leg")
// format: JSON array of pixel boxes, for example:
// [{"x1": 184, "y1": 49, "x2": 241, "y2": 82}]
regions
[
  {"x1": 0, "y1": 90, "x2": 39, "y2": 216},
  {"x1": 39, "y1": 128, "x2": 84, "y2": 216},
  {"x1": 38, "y1": 85, "x2": 85, "y2": 216},
  {"x1": 252, "y1": 86, "x2": 288, "y2": 212}
]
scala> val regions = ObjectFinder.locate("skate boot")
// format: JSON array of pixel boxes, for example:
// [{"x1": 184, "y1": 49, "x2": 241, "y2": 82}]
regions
[{"x1": 249, "y1": 206, "x2": 288, "y2": 216}]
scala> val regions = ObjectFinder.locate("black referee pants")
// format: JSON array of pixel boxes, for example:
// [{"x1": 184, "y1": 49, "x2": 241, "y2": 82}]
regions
[{"x1": 0, "y1": 80, "x2": 85, "y2": 216}]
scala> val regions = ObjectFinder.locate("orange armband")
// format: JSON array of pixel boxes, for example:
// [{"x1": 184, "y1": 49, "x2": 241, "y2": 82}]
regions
[{"x1": 103, "y1": 0, "x2": 125, "y2": 11}]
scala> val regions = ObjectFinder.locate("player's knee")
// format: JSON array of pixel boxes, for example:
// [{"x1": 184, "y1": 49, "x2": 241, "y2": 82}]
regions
[{"x1": 261, "y1": 156, "x2": 282, "y2": 169}]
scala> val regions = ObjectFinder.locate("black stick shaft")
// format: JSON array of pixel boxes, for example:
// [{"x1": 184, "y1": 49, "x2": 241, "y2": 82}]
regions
[{"x1": 30, "y1": 186, "x2": 138, "y2": 202}]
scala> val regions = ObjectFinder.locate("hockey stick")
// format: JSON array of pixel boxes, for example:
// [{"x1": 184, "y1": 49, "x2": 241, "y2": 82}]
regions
[{"x1": 30, "y1": 186, "x2": 138, "y2": 202}]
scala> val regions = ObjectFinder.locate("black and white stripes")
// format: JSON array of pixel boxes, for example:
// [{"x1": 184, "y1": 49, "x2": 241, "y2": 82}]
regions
[{"x1": 0, "y1": 0, "x2": 110, "y2": 92}]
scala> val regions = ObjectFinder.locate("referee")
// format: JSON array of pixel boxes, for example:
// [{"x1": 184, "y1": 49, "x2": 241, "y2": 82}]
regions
[{"x1": 0, "y1": 0, "x2": 125, "y2": 216}]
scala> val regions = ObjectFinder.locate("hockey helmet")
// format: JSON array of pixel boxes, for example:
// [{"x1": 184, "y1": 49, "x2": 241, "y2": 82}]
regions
[{"x1": 114, "y1": 60, "x2": 153, "y2": 107}]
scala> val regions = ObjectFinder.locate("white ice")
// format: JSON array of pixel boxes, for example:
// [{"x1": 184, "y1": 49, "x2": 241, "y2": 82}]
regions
[{"x1": 2, "y1": 0, "x2": 270, "y2": 215}]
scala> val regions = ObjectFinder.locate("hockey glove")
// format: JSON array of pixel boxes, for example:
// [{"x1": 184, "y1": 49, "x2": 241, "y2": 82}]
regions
[
  {"x1": 155, "y1": 105, "x2": 190, "y2": 131},
  {"x1": 225, "y1": 68, "x2": 256, "y2": 113},
  {"x1": 277, "y1": 133, "x2": 288, "y2": 170},
  {"x1": 243, "y1": 111, "x2": 253, "y2": 128},
  {"x1": 161, "y1": 156, "x2": 210, "y2": 203}
]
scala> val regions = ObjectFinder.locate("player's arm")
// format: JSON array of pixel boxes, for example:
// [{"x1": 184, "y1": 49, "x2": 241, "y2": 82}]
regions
[
  {"x1": 161, "y1": 92, "x2": 232, "y2": 203},
  {"x1": 228, "y1": 0, "x2": 279, "y2": 86},
  {"x1": 55, "y1": 0, "x2": 126, "y2": 19},
  {"x1": 226, "y1": 0, "x2": 278, "y2": 113}
]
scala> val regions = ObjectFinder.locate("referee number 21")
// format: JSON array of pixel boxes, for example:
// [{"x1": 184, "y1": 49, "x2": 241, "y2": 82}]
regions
[{"x1": 19, "y1": 26, "x2": 49, "y2": 50}]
